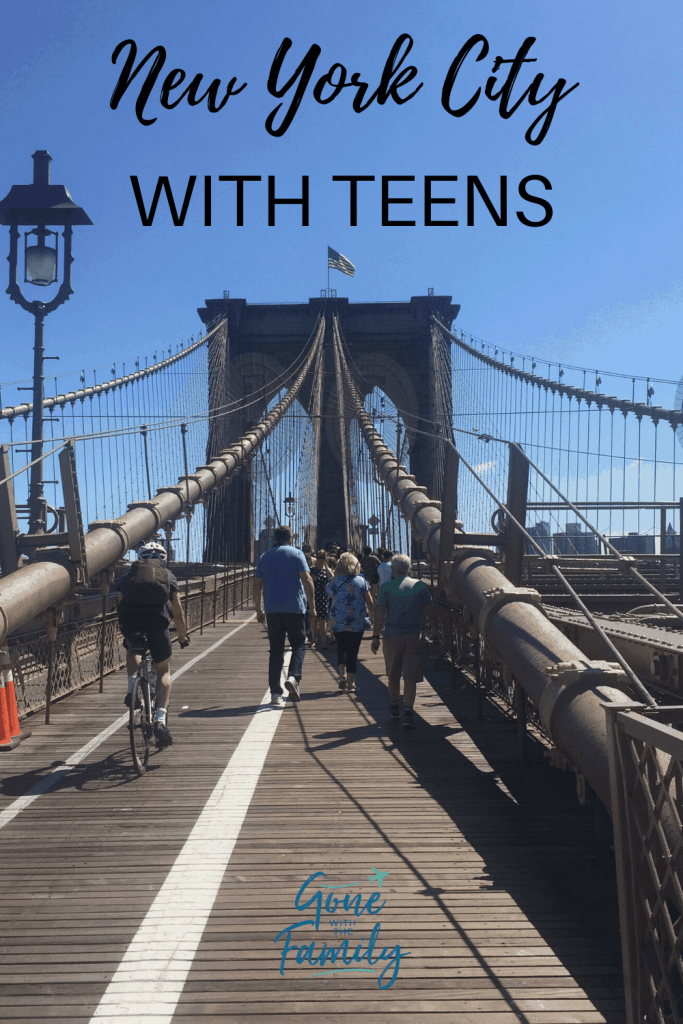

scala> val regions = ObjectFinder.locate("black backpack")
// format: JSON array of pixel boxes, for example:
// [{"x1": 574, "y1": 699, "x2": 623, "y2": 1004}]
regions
[{"x1": 120, "y1": 560, "x2": 171, "y2": 605}]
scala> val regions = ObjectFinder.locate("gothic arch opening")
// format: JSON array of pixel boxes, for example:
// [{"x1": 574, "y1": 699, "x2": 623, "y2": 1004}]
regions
[{"x1": 325, "y1": 351, "x2": 419, "y2": 466}]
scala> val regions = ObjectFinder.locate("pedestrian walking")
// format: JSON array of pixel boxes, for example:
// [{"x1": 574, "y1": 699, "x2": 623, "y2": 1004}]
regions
[
  {"x1": 359, "y1": 545, "x2": 381, "y2": 625},
  {"x1": 252, "y1": 525, "x2": 316, "y2": 707},
  {"x1": 301, "y1": 542, "x2": 314, "y2": 567},
  {"x1": 360, "y1": 545, "x2": 380, "y2": 583},
  {"x1": 326, "y1": 552, "x2": 374, "y2": 693},
  {"x1": 371, "y1": 552, "x2": 435, "y2": 728},
  {"x1": 376, "y1": 549, "x2": 393, "y2": 587},
  {"x1": 301, "y1": 543, "x2": 315, "y2": 645},
  {"x1": 310, "y1": 549, "x2": 333, "y2": 647}
]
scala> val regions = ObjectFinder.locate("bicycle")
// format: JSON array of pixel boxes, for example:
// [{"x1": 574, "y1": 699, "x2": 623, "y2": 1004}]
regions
[
  {"x1": 127, "y1": 633, "x2": 191, "y2": 775},
  {"x1": 128, "y1": 634, "x2": 158, "y2": 776}
]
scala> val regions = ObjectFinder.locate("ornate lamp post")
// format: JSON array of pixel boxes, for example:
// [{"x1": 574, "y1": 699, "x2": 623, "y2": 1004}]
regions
[
  {"x1": 283, "y1": 493, "x2": 296, "y2": 521},
  {"x1": 0, "y1": 151, "x2": 92, "y2": 533}
]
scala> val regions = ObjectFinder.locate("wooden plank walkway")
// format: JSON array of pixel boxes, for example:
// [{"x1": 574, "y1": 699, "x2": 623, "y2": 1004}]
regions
[{"x1": 0, "y1": 612, "x2": 626, "y2": 1023}]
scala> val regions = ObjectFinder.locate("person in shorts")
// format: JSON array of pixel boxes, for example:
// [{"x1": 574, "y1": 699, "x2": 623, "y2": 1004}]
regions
[
  {"x1": 371, "y1": 552, "x2": 434, "y2": 728},
  {"x1": 117, "y1": 541, "x2": 189, "y2": 748}
]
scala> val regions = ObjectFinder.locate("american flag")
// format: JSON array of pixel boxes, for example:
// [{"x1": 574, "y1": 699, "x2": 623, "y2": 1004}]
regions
[{"x1": 327, "y1": 246, "x2": 355, "y2": 277}]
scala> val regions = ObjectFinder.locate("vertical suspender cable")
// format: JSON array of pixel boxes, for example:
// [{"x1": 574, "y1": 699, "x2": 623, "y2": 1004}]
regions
[
  {"x1": 181, "y1": 422, "x2": 190, "y2": 612},
  {"x1": 332, "y1": 317, "x2": 352, "y2": 547}
]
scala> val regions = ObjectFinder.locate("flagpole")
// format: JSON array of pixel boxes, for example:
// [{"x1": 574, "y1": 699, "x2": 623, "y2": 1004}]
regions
[{"x1": 327, "y1": 249, "x2": 330, "y2": 296}]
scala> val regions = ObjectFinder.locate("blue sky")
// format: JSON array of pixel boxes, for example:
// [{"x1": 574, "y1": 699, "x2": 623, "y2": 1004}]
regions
[{"x1": 1, "y1": 0, "x2": 682, "y2": 409}]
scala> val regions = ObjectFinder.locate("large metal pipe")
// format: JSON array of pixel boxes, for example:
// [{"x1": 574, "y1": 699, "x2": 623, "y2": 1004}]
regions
[
  {"x1": 335, "y1": 324, "x2": 632, "y2": 808},
  {"x1": 0, "y1": 319, "x2": 324, "y2": 643}
]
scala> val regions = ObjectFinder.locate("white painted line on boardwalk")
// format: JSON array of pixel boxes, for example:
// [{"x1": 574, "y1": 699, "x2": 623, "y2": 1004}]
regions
[
  {"x1": 90, "y1": 657, "x2": 292, "y2": 1024},
  {"x1": 170, "y1": 613, "x2": 256, "y2": 681},
  {"x1": 0, "y1": 614, "x2": 257, "y2": 831},
  {"x1": 0, "y1": 713, "x2": 129, "y2": 830}
]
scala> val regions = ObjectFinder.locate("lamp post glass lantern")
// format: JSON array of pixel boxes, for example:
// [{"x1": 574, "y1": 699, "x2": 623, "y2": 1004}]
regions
[
  {"x1": 284, "y1": 493, "x2": 296, "y2": 521},
  {"x1": 25, "y1": 227, "x2": 59, "y2": 286},
  {"x1": 0, "y1": 151, "x2": 92, "y2": 533}
]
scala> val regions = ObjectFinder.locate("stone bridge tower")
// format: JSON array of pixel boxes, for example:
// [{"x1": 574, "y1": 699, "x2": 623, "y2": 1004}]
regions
[{"x1": 197, "y1": 295, "x2": 459, "y2": 560}]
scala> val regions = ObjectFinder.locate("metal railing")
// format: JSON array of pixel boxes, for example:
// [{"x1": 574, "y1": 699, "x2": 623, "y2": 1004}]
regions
[
  {"x1": 10, "y1": 564, "x2": 253, "y2": 720},
  {"x1": 605, "y1": 702, "x2": 683, "y2": 1024},
  {"x1": 12, "y1": 617, "x2": 120, "y2": 716},
  {"x1": 429, "y1": 592, "x2": 683, "y2": 1021},
  {"x1": 182, "y1": 564, "x2": 253, "y2": 634},
  {"x1": 427, "y1": 591, "x2": 548, "y2": 743}
]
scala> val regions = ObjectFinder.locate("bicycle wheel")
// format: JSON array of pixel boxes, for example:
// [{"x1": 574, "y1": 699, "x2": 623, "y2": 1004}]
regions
[{"x1": 129, "y1": 676, "x2": 152, "y2": 775}]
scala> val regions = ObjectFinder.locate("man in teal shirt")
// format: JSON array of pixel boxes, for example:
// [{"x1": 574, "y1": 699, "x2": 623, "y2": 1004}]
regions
[{"x1": 371, "y1": 553, "x2": 434, "y2": 728}]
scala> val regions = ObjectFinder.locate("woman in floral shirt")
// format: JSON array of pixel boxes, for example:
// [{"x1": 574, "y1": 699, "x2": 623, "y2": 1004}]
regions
[{"x1": 326, "y1": 552, "x2": 374, "y2": 693}]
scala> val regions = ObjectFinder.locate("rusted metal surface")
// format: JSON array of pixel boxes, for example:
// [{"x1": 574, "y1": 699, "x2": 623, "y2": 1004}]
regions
[
  {"x1": 547, "y1": 605, "x2": 683, "y2": 698},
  {"x1": 524, "y1": 554, "x2": 681, "y2": 611}
]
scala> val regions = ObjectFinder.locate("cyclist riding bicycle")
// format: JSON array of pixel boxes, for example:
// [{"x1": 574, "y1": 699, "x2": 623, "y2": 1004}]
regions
[{"x1": 117, "y1": 541, "x2": 189, "y2": 749}]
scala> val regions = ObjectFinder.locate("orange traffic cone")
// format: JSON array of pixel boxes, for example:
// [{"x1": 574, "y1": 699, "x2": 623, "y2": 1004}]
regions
[
  {"x1": 0, "y1": 646, "x2": 30, "y2": 751},
  {"x1": 0, "y1": 675, "x2": 11, "y2": 749}
]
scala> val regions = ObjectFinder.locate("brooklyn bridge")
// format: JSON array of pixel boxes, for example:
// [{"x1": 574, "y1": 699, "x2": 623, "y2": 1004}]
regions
[{"x1": 1, "y1": 293, "x2": 682, "y2": 1023}]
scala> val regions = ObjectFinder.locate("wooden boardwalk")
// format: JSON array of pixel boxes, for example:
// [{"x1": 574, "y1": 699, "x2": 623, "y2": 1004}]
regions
[{"x1": 0, "y1": 612, "x2": 626, "y2": 1023}]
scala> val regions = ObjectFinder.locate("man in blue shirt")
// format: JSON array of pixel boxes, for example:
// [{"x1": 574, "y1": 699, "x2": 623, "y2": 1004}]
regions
[{"x1": 253, "y1": 526, "x2": 316, "y2": 706}]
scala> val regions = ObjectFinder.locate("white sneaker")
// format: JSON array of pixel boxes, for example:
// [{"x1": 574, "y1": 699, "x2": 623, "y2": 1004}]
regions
[
  {"x1": 270, "y1": 692, "x2": 285, "y2": 707},
  {"x1": 285, "y1": 677, "x2": 301, "y2": 702}
]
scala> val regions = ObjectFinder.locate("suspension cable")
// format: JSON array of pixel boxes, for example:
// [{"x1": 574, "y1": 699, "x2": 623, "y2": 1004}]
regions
[
  {"x1": 334, "y1": 318, "x2": 657, "y2": 707},
  {"x1": 434, "y1": 316, "x2": 683, "y2": 430}
]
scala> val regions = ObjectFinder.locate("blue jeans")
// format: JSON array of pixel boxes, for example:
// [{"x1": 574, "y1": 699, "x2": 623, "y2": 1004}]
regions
[{"x1": 266, "y1": 612, "x2": 306, "y2": 693}]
